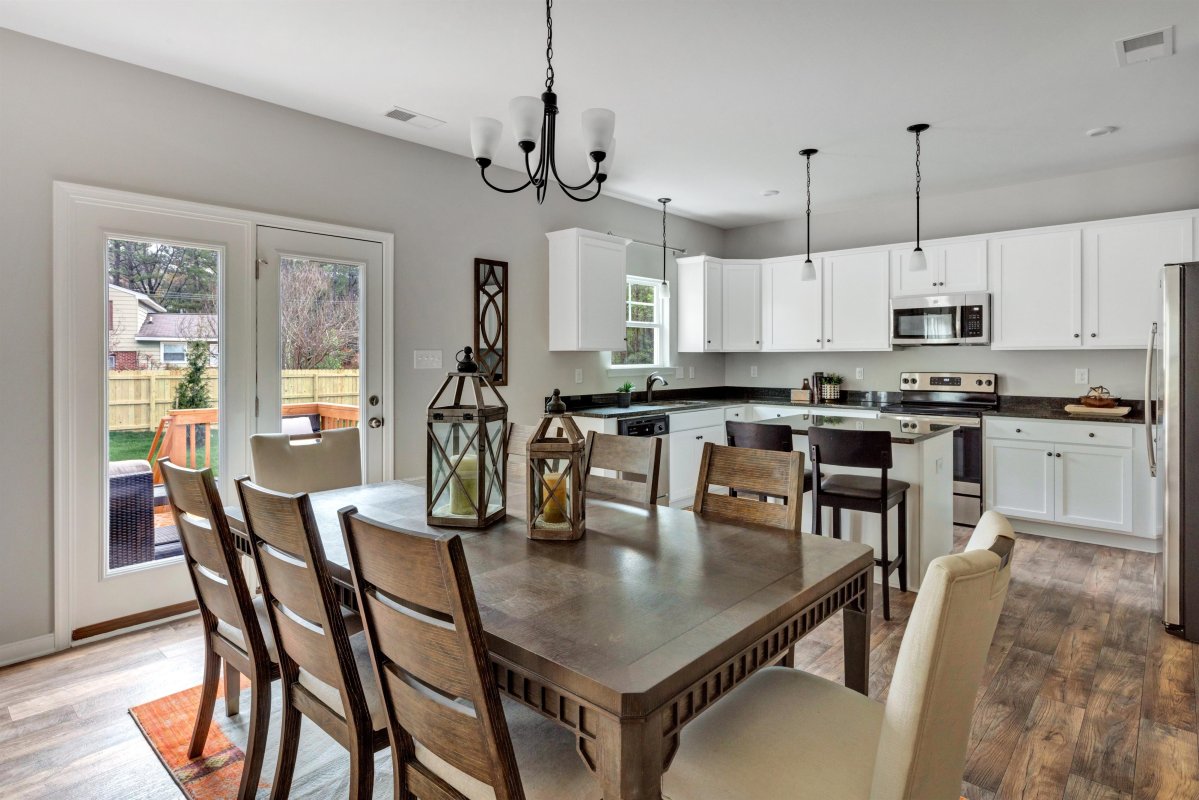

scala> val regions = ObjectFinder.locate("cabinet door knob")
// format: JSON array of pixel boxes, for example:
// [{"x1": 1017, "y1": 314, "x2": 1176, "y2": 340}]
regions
[
  {"x1": 1090, "y1": 333, "x2": 1097, "y2": 338},
  {"x1": 1016, "y1": 428, "x2": 1022, "y2": 433},
  {"x1": 1088, "y1": 432, "x2": 1095, "y2": 438},
  {"x1": 1047, "y1": 452, "x2": 1053, "y2": 457},
  {"x1": 1074, "y1": 333, "x2": 1080, "y2": 338},
  {"x1": 825, "y1": 338, "x2": 831, "y2": 343},
  {"x1": 1056, "y1": 452, "x2": 1062, "y2": 457}
]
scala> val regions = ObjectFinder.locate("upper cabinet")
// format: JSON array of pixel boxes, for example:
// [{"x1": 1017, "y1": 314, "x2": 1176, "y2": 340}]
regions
[
  {"x1": 823, "y1": 249, "x2": 892, "y2": 351},
  {"x1": 891, "y1": 239, "x2": 988, "y2": 296},
  {"x1": 989, "y1": 229, "x2": 1083, "y2": 349},
  {"x1": 547, "y1": 228, "x2": 628, "y2": 351},
  {"x1": 1082, "y1": 214, "x2": 1194, "y2": 348},
  {"x1": 762, "y1": 258, "x2": 823, "y2": 351},
  {"x1": 721, "y1": 262, "x2": 761, "y2": 351}
]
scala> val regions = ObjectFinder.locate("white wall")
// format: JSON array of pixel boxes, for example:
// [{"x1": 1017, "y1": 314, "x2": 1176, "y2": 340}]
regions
[
  {"x1": 723, "y1": 153, "x2": 1199, "y2": 397},
  {"x1": 0, "y1": 30, "x2": 725, "y2": 648}
]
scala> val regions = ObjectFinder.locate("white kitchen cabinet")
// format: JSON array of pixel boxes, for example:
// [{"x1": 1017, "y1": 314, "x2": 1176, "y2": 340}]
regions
[
  {"x1": 677, "y1": 257, "x2": 724, "y2": 352},
  {"x1": 1055, "y1": 443, "x2": 1133, "y2": 532},
  {"x1": 762, "y1": 257, "x2": 823, "y2": 351},
  {"x1": 985, "y1": 439, "x2": 1056, "y2": 521},
  {"x1": 547, "y1": 228, "x2": 628, "y2": 351},
  {"x1": 989, "y1": 229, "x2": 1082, "y2": 349},
  {"x1": 722, "y1": 261, "x2": 761, "y2": 351},
  {"x1": 823, "y1": 249, "x2": 891, "y2": 351},
  {"x1": 1083, "y1": 214, "x2": 1195, "y2": 348},
  {"x1": 668, "y1": 424, "x2": 725, "y2": 505},
  {"x1": 891, "y1": 239, "x2": 987, "y2": 297}
]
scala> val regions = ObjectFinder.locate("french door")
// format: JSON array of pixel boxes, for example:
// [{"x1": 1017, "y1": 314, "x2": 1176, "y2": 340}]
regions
[{"x1": 254, "y1": 227, "x2": 388, "y2": 482}]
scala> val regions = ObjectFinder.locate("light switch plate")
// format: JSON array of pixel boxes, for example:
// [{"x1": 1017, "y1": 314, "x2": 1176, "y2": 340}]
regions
[
  {"x1": 1075, "y1": 368, "x2": 1089, "y2": 385},
  {"x1": 574, "y1": 368, "x2": 583, "y2": 384},
  {"x1": 855, "y1": 367, "x2": 865, "y2": 380},
  {"x1": 750, "y1": 365, "x2": 759, "y2": 378},
  {"x1": 413, "y1": 349, "x2": 442, "y2": 369},
  {"x1": 689, "y1": 366, "x2": 695, "y2": 379},
  {"x1": 675, "y1": 367, "x2": 684, "y2": 379}
]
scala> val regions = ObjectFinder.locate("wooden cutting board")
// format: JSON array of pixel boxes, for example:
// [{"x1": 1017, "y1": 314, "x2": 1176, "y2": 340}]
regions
[{"x1": 1063, "y1": 404, "x2": 1131, "y2": 417}]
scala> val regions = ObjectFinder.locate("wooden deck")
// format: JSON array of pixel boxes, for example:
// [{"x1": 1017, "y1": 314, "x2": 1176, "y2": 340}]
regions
[{"x1": 0, "y1": 527, "x2": 1195, "y2": 798}]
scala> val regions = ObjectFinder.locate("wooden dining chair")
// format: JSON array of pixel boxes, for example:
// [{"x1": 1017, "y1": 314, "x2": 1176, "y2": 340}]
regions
[
  {"x1": 583, "y1": 430, "x2": 662, "y2": 505},
  {"x1": 692, "y1": 442, "x2": 805, "y2": 532},
  {"x1": 662, "y1": 512, "x2": 1017, "y2": 800},
  {"x1": 724, "y1": 420, "x2": 814, "y2": 500},
  {"x1": 235, "y1": 477, "x2": 388, "y2": 800},
  {"x1": 338, "y1": 510, "x2": 600, "y2": 800},
  {"x1": 159, "y1": 459, "x2": 277, "y2": 800},
  {"x1": 249, "y1": 427, "x2": 362, "y2": 494}
]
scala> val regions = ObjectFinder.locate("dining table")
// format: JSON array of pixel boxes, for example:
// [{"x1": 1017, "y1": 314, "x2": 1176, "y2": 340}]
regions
[{"x1": 225, "y1": 479, "x2": 875, "y2": 800}]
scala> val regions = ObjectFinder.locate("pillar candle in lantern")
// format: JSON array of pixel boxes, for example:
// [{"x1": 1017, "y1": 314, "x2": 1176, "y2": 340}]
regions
[
  {"x1": 448, "y1": 454, "x2": 479, "y2": 516},
  {"x1": 541, "y1": 471, "x2": 568, "y2": 523}
]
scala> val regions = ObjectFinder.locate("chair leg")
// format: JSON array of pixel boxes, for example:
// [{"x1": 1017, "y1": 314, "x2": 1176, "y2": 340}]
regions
[
  {"x1": 347, "y1": 736, "x2": 375, "y2": 800},
  {"x1": 237, "y1": 673, "x2": 271, "y2": 800},
  {"x1": 832, "y1": 507, "x2": 842, "y2": 540},
  {"x1": 271, "y1": 699, "x2": 303, "y2": 800},
  {"x1": 898, "y1": 495, "x2": 909, "y2": 593},
  {"x1": 813, "y1": 500, "x2": 823, "y2": 537},
  {"x1": 224, "y1": 660, "x2": 240, "y2": 717},
  {"x1": 187, "y1": 643, "x2": 221, "y2": 759},
  {"x1": 880, "y1": 504, "x2": 891, "y2": 621}
]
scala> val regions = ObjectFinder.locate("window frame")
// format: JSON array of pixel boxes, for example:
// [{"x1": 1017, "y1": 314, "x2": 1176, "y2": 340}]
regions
[{"x1": 609, "y1": 276, "x2": 669, "y2": 370}]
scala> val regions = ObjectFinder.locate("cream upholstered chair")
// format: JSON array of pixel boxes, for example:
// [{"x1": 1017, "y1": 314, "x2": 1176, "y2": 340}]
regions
[
  {"x1": 662, "y1": 511, "x2": 1017, "y2": 800},
  {"x1": 249, "y1": 427, "x2": 361, "y2": 494}
]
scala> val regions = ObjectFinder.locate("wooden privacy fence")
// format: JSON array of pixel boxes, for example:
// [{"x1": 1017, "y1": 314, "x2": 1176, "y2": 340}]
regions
[{"x1": 107, "y1": 369, "x2": 359, "y2": 432}]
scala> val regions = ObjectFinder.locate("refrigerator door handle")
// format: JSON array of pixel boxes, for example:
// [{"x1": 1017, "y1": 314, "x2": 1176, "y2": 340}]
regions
[{"x1": 1145, "y1": 322, "x2": 1157, "y2": 477}]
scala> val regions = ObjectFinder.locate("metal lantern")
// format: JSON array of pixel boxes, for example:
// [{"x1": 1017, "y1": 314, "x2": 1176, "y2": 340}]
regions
[
  {"x1": 427, "y1": 346, "x2": 508, "y2": 528},
  {"x1": 527, "y1": 389, "x2": 586, "y2": 541}
]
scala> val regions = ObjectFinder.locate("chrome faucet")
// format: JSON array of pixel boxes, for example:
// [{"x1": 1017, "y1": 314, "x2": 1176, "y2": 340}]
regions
[{"x1": 646, "y1": 371, "x2": 669, "y2": 403}]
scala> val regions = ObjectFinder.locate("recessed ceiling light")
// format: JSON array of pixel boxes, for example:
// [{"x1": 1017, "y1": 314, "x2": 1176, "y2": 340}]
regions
[
  {"x1": 1086, "y1": 126, "x2": 1119, "y2": 138},
  {"x1": 762, "y1": 189, "x2": 780, "y2": 197}
]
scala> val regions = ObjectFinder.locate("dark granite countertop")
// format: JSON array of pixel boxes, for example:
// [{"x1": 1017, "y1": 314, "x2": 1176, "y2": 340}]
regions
[
  {"x1": 985, "y1": 396, "x2": 1145, "y2": 424},
  {"x1": 766, "y1": 413, "x2": 957, "y2": 445},
  {"x1": 567, "y1": 388, "x2": 894, "y2": 419}
]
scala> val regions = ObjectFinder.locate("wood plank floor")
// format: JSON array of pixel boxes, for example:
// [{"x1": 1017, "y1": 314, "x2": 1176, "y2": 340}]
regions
[{"x1": 0, "y1": 528, "x2": 1195, "y2": 798}]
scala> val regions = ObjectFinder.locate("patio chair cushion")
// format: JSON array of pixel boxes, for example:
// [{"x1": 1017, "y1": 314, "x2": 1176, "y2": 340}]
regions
[{"x1": 109, "y1": 459, "x2": 151, "y2": 477}]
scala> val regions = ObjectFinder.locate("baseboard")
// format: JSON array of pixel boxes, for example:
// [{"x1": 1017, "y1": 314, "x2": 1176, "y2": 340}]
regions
[
  {"x1": 1005, "y1": 519, "x2": 1162, "y2": 553},
  {"x1": 71, "y1": 600, "x2": 199, "y2": 642},
  {"x1": 0, "y1": 633, "x2": 57, "y2": 668}
]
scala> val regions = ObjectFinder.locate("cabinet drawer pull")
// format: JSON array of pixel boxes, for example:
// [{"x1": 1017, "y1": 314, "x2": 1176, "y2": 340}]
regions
[{"x1": 695, "y1": 435, "x2": 703, "y2": 440}]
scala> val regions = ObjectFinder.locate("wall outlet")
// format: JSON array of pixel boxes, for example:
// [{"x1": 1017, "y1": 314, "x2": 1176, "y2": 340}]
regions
[
  {"x1": 413, "y1": 349, "x2": 442, "y2": 369},
  {"x1": 689, "y1": 366, "x2": 695, "y2": 379},
  {"x1": 855, "y1": 367, "x2": 865, "y2": 380},
  {"x1": 675, "y1": 367, "x2": 684, "y2": 379},
  {"x1": 1075, "y1": 368, "x2": 1089, "y2": 385},
  {"x1": 750, "y1": 365, "x2": 759, "y2": 378},
  {"x1": 574, "y1": 368, "x2": 584, "y2": 384}
]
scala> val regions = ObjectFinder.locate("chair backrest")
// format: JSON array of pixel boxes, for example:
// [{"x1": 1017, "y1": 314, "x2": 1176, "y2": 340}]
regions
[
  {"x1": 725, "y1": 420, "x2": 794, "y2": 452},
  {"x1": 250, "y1": 427, "x2": 361, "y2": 494},
  {"x1": 692, "y1": 442, "x2": 805, "y2": 532},
  {"x1": 159, "y1": 459, "x2": 270, "y2": 669},
  {"x1": 808, "y1": 426, "x2": 892, "y2": 470},
  {"x1": 235, "y1": 477, "x2": 373, "y2": 735},
  {"x1": 871, "y1": 511, "x2": 1017, "y2": 800},
  {"x1": 584, "y1": 431, "x2": 662, "y2": 505},
  {"x1": 339, "y1": 510, "x2": 524, "y2": 800}
]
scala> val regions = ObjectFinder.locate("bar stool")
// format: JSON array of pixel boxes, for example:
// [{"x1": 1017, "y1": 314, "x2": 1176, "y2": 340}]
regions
[
  {"x1": 808, "y1": 427, "x2": 909, "y2": 620},
  {"x1": 725, "y1": 420, "x2": 814, "y2": 500}
]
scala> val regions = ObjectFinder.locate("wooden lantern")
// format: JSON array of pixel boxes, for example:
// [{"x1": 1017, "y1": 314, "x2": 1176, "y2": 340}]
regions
[
  {"x1": 427, "y1": 346, "x2": 508, "y2": 528},
  {"x1": 527, "y1": 389, "x2": 586, "y2": 541}
]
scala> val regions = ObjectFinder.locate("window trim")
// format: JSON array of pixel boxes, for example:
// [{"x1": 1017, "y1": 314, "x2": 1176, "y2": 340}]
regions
[{"x1": 609, "y1": 276, "x2": 670, "y2": 370}]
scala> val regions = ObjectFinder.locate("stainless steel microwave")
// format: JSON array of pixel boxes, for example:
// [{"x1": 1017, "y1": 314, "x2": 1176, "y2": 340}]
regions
[{"x1": 891, "y1": 293, "x2": 990, "y2": 346}]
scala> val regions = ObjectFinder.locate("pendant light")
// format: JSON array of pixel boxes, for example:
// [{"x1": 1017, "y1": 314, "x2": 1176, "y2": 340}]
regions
[
  {"x1": 799, "y1": 148, "x2": 818, "y2": 281},
  {"x1": 658, "y1": 198, "x2": 672, "y2": 298},
  {"x1": 469, "y1": 0, "x2": 615, "y2": 203},
  {"x1": 907, "y1": 123, "x2": 930, "y2": 272}
]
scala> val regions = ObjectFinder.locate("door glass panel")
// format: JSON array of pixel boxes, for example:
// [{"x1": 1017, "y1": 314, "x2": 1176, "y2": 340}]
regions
[
  {"x1": 278, "y1": 257, "x2": 361, "y2": 436},
  {"x1": 106, "y1": 237, "x2": 220, "y2": 570}
]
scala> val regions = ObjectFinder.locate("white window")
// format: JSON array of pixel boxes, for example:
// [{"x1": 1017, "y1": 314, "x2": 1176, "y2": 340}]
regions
[
  {"x1": 161, "y1": 341, "x2": 187, "y2": 364},
  {"x1": 611, "y1": 277, "x2": 667, "y2": 367}
]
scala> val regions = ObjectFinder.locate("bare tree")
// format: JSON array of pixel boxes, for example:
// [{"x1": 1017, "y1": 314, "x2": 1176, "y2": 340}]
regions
[{"x1": 279, "y1": 259, "x2": 360, "y2": 369}]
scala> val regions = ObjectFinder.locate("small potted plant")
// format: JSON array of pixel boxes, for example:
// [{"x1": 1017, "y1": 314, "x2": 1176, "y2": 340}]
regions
[
  {"x1": 821, "y1": 373, "x2": 844, "y2": 401},
  {"x1": 616, "y1": 381, "x2": 635, "y2": 408}
]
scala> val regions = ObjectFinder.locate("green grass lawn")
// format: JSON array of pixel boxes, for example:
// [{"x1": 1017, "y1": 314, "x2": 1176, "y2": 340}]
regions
[{"x1": 109, "y1": 429, "x2": 220, "y2": 476}]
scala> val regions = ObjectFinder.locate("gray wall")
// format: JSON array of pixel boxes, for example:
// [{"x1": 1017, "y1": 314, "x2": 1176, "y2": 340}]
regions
[
  {"x1": 0, "y1": 30, "x2": 725, "y2": 648},
  {"x1": 723, "y1": 153, "x2": 1199, "y2": 397}
]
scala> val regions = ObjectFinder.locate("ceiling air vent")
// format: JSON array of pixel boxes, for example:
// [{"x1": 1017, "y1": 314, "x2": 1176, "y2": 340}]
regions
[
  {"x1": 1115, "y1": 26, "x2": 1174, "y2": 66},
  {"x1": 383, "y1": 106, "x2": 445, "y2": 129}
]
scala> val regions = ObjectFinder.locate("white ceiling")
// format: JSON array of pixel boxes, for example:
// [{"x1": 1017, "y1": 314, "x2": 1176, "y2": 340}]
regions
[{"x1": 2, "y1": 1, "x2": 1197, "y2": 228}]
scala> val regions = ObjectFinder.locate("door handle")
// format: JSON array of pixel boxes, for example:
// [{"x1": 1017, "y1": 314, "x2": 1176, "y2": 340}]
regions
[
  {"x1": 1145, "y1": 322, "x2": 1157, "y2": 477},
  {"x1": 368, "y1": 417, "x2": 384, "y2": 429}
]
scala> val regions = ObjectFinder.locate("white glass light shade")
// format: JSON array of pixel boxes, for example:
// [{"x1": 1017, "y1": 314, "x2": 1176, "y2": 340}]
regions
[
  {"x1": 508, "y1": 96, "x2": 543, "y2": 144},
  {"x1": 801, "y1": 258, "x2": 816, "y2": 281},
  {"x1": 470, "y1": 117, "x2": 502, "y2": 161},
  {"x1": 909, "y1": 247, "x2": 928, "y2": 272},
  {"x1": 581, "y1": 107, "x2": 616, "y2": 154}
]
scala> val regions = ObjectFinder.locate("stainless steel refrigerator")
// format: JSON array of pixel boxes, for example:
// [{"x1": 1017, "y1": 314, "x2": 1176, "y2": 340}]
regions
[{"x1": 1152, "y1": 262, "x2": 1199, "y2": 641}]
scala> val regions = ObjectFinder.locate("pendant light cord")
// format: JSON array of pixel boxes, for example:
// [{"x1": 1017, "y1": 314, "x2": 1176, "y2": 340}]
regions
[
  {"x1": 805, "y1": 152, "x2": 813, "y2": 260},
  {"x1": 661, "y1": 198, "x2": 669, "y2": 285},
  {"x1": 544, "y1": 0, "x2": 555, "y2": 91},
  {"x1": 914, "y1": 128, "x2": 922, "y2": 248}
]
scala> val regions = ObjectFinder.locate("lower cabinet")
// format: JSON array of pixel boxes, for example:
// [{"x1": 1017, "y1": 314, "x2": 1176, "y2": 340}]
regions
[
  {"x1": 668, "y1": 424, "x2": 725, "y2": 505},
  {"x1": 985, "y1": 418, "x2": 1135, "y2": 534}
]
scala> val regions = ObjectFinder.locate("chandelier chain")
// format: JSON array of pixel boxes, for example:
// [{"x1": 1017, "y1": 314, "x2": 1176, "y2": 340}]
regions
[{"x1": 545, "y1": 0, "x2": 555, "y2": 90}]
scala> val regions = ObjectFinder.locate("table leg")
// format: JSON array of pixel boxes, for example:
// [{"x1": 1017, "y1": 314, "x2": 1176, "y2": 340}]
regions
[
  {"x1": 594, "y1": 710, "x2": 667, "y2": 800},
  {"x1": 843, "y1": 574, "x2": 872, "y2": 694}
]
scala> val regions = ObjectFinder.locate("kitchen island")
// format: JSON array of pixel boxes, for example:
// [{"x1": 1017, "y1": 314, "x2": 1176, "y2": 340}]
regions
[{"x1": 765, "y1": 412, "x2": 957, "y2": 591}]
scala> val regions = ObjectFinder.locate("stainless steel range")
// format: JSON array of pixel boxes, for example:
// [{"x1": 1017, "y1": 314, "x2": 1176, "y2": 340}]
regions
[{"x1": 880, "y1": 371, "x2": 999, "y2": 526}]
